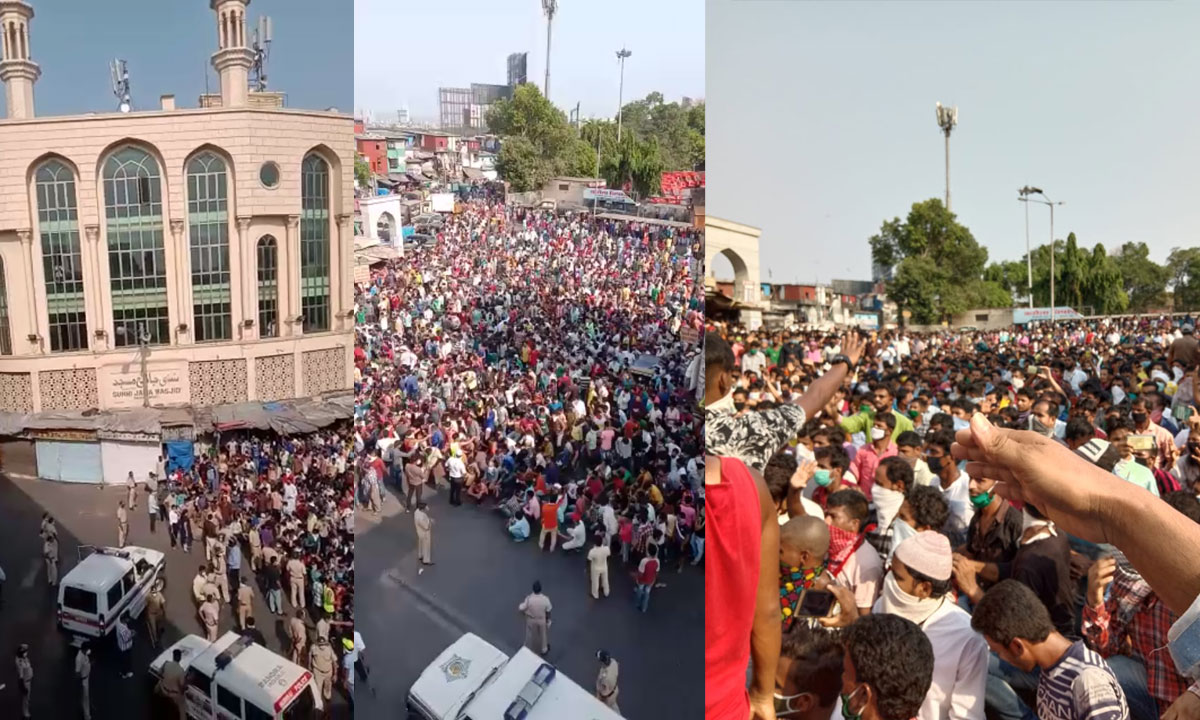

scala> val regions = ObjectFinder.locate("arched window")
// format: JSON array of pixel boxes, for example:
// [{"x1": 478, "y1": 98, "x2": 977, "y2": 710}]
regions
[
  {"x1": 35, "y1": 160, "x2": 88, "y2": 351},
  {"x1": 256, "y1": 235, "x2": 278, "y2": 338},
  {"x1": 187, "y1": 152, "x2": 231, "y2": 342},
  {"x1": 103, "y1": 146, "x2": 168, "y2": 346},
  {"x1": 0, "y1": 256, "x2": 11, "y2": 356},
  {"x1": 300, "y1": 153, "x2": 330, "y2": 332}
]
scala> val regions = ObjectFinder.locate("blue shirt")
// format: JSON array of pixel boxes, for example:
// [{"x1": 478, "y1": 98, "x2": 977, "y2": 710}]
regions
[
  {"x1": 1036, "y1": 640, "x2": 1128, "y2": 720},
  {"x1": 227, "y1": 544, "x2": 242, "y2": 571}
]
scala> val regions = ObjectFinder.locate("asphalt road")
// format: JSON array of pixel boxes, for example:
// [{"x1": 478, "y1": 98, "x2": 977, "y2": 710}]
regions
[
  {"x1": 0, "y1": 474, "x2": 351, "y2": 719},
  {"x1": 353, "y1": 481, "x2": 704, "y2": 720}
]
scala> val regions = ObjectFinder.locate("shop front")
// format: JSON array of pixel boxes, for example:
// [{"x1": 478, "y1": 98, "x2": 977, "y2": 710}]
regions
[{"x1": 32, "y1": 430, "x2": 102, "y2": 484}]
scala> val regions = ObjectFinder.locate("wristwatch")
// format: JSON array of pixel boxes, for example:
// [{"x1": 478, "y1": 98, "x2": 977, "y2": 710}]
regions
[{"x1": 829, "y1": 354, "x2": 855, "y2": 371}]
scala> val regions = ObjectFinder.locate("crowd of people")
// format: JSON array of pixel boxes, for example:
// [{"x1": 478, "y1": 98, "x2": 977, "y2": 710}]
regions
[
  {"x1": 705, "y1": 316, "x2": 1200, "y2": 720},
  {"x1": 147, "y1": 427, "x2": 358, "y2": 707},
  {"x1": 352, "y1": 197, "x2": 706, "y2": 617}
]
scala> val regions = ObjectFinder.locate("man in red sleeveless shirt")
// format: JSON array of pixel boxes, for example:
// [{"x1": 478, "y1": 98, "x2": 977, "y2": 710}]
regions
[{"x1": 706, "y1": 455, "x2": 780, "y2": 720}]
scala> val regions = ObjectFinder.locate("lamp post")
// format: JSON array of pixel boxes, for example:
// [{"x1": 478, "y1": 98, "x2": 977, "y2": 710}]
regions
[
  {"x1": 1017, "y1": 186, "x2": 1042, "y2": 308},
  {"x1": 935, "y1": 102, "x2": 958, "y2": 211},
  {"x1": 117, "y1": 323, "x2": 152, "y2": 407},
  {"x1": 1020, "y1": 190, "x2": 1064, "y2": 323},
  {"x1": 616, "y1": 47, "x2": 631, "y2": 143}
]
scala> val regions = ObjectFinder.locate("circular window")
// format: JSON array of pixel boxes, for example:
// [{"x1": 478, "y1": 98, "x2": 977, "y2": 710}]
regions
[{"x1": 259, "y1": 161, "x2": 280, "y2": 188}]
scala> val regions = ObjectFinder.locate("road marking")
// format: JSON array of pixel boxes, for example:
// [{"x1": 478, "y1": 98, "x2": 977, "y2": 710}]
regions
[{"x1": 20, "y1": 559, "x2": 39, "y2": 588}]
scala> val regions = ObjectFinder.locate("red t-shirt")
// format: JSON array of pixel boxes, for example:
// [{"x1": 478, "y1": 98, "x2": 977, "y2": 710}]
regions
[
  {"x1": 706, "y1": 457, "x2": 762, "y2": 720},
  {"x1": 540, "y1": 501, "x2": 559, "y2": 530},
  {"x1": 636, "y1": 557, "x2": 659, "y2": 585}
]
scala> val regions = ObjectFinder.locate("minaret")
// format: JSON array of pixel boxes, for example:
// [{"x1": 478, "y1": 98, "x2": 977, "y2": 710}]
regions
[
  {"x1": 210, "y1": 0, "x2": 253, "y2": 108},
  {"x1": 0, "y1": 1, "x2": 39, "y2": 119}
]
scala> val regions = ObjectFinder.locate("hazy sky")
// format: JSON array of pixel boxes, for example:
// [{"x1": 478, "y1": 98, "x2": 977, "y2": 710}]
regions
[
  {"x1": 4, "y1": 0, "x2": 351, "y2": 117},
  {"x1": 354, "y1": 0, "x2": 704, "y2": 123},
  {"x1": 707, "y1": 0, "x2": 1200, "y2": 284}
]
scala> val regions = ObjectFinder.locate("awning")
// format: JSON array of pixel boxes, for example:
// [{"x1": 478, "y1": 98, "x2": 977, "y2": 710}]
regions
[{"x1": 462, "y1": 167, "x2": 485, "y2": 181}]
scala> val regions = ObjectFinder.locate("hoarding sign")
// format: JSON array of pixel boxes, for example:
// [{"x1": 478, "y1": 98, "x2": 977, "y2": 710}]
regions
[{"x1": 1012, "y1": 307, "x2": 1083, "y2": 324}]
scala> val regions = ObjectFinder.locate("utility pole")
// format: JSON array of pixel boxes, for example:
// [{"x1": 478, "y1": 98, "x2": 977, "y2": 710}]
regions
[
  {"x1": 1021, "y1": 189, "x2": 1063, "y2": 322},
  {"x1": 542, "y1": 0, "x2": 557, "y2": 99},
  {"x1": 616, "y1": 47, "x2": 632, "y2": 143},
  {"x1": 1018, "y1": 185, "x2": 1041, "y2": 308},
  {"x1": 935, "y1": 102, "x2": 958, "y2": 211}
]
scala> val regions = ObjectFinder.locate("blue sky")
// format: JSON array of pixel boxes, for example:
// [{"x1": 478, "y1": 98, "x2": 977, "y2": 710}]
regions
[
  {"x1": 707, "y1": 0, "x2": 1200, "y2": 284},
  {"x1": 5, "y1": 0, "x2": 351, "y2": 117},
  {"x1": 354, "y1": 0, "x2": 704, "y2": 123}
]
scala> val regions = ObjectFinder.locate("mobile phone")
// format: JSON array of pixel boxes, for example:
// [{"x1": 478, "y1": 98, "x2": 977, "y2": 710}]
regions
[
  {"x1": 1128, "y1": 434, "x2": 1156, "y2": 453},
  {"x1": 797, "y1": 589, "x2": 835, "y2": 617},
  {"x1": 1175, "y1": 405, "x2": 1195, "y2": 422}
]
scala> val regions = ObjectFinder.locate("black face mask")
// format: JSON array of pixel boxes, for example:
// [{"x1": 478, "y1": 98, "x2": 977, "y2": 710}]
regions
[
  {"x1": 733, "y1": 402, "x2": 745, "y2": 411},
  {"x1": 1132, "y1": 412, "x2": 1148, "y2": 425},
  {"x1": 927, "y1": 455, "x2": 944, "y2": 474}
]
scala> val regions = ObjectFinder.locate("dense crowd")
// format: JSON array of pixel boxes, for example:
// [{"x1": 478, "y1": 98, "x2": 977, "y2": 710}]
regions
[
  {"x1": 154, "y1": 426, "x2": 357, "y2": 702},
  {"x1": 705, "y1": 316, "x2": 1200, "y2": 720},
  {"x1": 352, "y1": 197, "x2": 706, "y2": 610}
]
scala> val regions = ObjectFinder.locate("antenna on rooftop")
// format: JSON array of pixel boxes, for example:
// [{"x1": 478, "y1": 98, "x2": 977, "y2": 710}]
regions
[
  {"x1": 110, "y1": 59, "x2": 131, "y2": 113},
  {"x1": 250, "y1": 15, "x2": 272, "y2": 92}
]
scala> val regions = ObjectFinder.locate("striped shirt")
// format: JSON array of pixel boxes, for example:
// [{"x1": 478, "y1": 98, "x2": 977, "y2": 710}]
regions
[
  {"x1": 116, "y1": 621, "x2": 134, "y2": 652},
  {"x1": 1036, "y1": 641, "x2": 1128, "y2": 720}
]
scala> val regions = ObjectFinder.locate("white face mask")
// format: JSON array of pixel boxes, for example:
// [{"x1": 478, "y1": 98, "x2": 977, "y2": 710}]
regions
[
  {"x1": 873, "y1": 486, "x2": 906, "y2": 532},
  {"x1": 871, "y1": 427, "x2": 887, "y2": 441},
  {"x1": 1020, "y1": 508, "x2": 1057, "y2": 544},
  {"x1": 878, "y1": 571, "x2": 943, "y2": 625},
  {"x1": 886, "y1": 518, "x2": 918, "y2": 567}
]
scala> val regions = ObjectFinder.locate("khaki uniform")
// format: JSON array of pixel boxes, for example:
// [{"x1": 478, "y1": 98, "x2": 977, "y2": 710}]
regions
[
  {"x1": 146, "y1": 589, "x2": 166, "y2": 645},
  {"x1": 309, "y1": 641, "x2": 337, "y2": 701},
  {"x1": 236, "y1": 583, "x2": 254, "y2": 629},
  {"x1": 43, "y1": 536, "x2": 58, "y2": 586},
  {"x1": 199, "y1": 598, "x2": 220, "y2": 641},
  {"x1": 289, "y1": 616, "x2": 308, "y2": 664},
  {"x1": 286, "y1": 558, "x2": 306, "y2": 609},
  {"x1": 596, "y1": 659, "x2": 620, "y2": 712},
  {"x1": 192, "y1": 573, "x2": 208, "y2": 605},
  {"x1": 415, "y1": 508, "x2": 433, "y2": 563},
  {"x1": 117, "y1": 505, "x2": 129, "y2": 547},
  {"x1": 247, "y1": 528, "x2": 263, "y2": 570},
  {"x1": 127, "y1": 478, "x2": 138, "y2": 511},
  {"x1": 157, "y1": 660, "x2": 187, "y2": 720},
  {"x1": 587, "y1": 545, "x2": 611, "y2": 599},
  {"x1": 519, "y1": 592, "x2": 552, "y2": 654},
  {"x1": 316, "y1": 616, "x2": 330, "y2": 643},
  {"x1": 212, "y1": 551, "x2": 230, "y2": 603}
]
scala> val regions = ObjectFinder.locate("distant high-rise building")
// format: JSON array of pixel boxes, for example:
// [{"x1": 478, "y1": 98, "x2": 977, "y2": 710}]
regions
[
  {"x1": 507, "y1": 52, "x2": 528, "y2": 86},
  {"x1": 439, "y1": 83, "x2": 513, "y2": 131},
  {"x1": 398, "y1": 106, "x2": 410, "y2": 124}
]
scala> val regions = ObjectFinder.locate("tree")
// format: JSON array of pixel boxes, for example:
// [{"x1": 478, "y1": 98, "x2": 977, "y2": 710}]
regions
[
  {"x1": 615, "y1": 93, "x2": 704, "y2": 171},
  {"x1": 495, "y1": 137, "x2": 549, "y2": 193},
  {"x1": 986, "y1": 235, "x2": 1129, "y2": 314},
  {"x1": 1112, "y1": 242, "x2": 1170, "y2": 311},
  {"x1": 870, "y1": 199, "x2": 1010, "y2": 324},
  {"x1": 354, "y1": 156, "x2": 370, "y2": 188},
  {"x1": 581, "y1": 120, "x2": 664, "y2": 196},
  {"x1": 1169, "y1": 247, "x2": 1200, "y2": 311}
]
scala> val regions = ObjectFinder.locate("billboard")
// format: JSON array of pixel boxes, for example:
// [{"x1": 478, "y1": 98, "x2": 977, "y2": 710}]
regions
[
  {"x1": 1012, "y1": 307, "x2": 1083, "y2": 324},
  {"x1": 507, "y1": 52, "x2": 528, "y2": 86},
  {"x1": 582, "y1": 188, "x2": 635, "y2": 204}
]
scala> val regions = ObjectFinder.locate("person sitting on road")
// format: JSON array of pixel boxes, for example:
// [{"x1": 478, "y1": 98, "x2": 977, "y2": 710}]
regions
[{"x1": 508, "y1": 513, "x2": 530, "y2": 542}]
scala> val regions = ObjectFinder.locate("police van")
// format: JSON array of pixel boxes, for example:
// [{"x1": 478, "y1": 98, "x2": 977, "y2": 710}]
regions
[
  {"x1": 148, "y1": 631, "x2": 323, "y2": 719},
  {"x1": 56, "y1": 545, "x2": 165, "y2": 643},
  {"x1": 407, "y1": 633, "x2": 623, "y2": 720}
]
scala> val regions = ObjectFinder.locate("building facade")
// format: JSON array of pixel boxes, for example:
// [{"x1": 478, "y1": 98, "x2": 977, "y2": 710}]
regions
[{"x1": 0, "y1": 0, "x2": 354, "y2": 413}]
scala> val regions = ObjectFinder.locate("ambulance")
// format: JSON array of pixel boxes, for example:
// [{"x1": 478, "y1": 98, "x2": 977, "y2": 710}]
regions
[
  {"x1": 148, "y1": 631, "x2": 323, "y2": 719},
  {"x1": 406, "y1": 633, "x2": 623, "y2": 720},
  {"x1": 56, "y1": 545, "x2": 165, "y2": 643}
]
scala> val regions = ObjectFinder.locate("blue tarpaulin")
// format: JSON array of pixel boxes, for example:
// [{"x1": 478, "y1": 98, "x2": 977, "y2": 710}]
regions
[
  {"x1": 401, "y1": 226, "x2": 415, "y2": 238},
  {"x1": 166, "y1": 441, "x2": 194, "y2": 473}
]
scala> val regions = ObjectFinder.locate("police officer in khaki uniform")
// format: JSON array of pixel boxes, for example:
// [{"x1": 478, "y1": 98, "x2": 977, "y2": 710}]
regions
[
  {"x1": 247, "y1": 520, "x2": 263, "y2": 571},
  {"x1": 289, "y1": 609, "x2": 307, "y2": 664},
  {"x1": 43, "y1": 531, "x2": 58, "y2": 586},
  {"x1": 116, "y1": 501, "x2": 129, "y2": 548},
  {"x1": 595, "y1": 650, "x2": 620, "y2": 712},
  {"x1": 198, "y1": 593, "x2": 220, "y2": 641},
  {"x1": 286, "y1": 552, "x2": 306, "y2": 610},
  {"x1": 126, "y1": 471, "x2": 138, "y2": 512},
  {"x1": 211, "y1": 543, "x2": 230, "y2": 603},
  {"x1": 309, "y1": 636, "x2": 336, "y2": 703},
  {"x1": 235, "y1": 575, "x2": 254, "y2": 630},
  {"x1": 146, "y1": 580, "x2": 167, "y2": 647},
  {"x1": 414, "y1": 502, "x2": 434, "y2": 570},
  {"x1": 315, "y1": 611, "x2": 331, "y2": 644},
  {"x1": 191, "y1": 566, "x2": 210, "y2": 606},
  {"x1": 518, "y1": 581, "x2": 552, "y2": 655},
  {"x1": 156, "y1": 648, "x2": 188, "y2": 720}
]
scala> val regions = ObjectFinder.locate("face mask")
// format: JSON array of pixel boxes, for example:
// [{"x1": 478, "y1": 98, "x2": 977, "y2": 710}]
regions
[
  {"x1": 969, "y1": 488, "x2": 995, "y2": 509},
  {"x1": 886, "y1": 518, "x2": 918, "y2": 566},
  {"x1": 814, "y1": 469, "x2": 833, "y2": 487},
  {"x1": 775, "y1": 691, "x2": 810, "y2": 718},
  {"x1": 873, "y1": 485, "x2": 905, "y2": 531},
  {"x1": 1020, "y1": 508, "x2": 1056, "y2": 544},
  {"x1": 926, "y1": 455, "x2": 944, "y2": 474},
  {"x1": 871, "y1": 427, "x2": 886, "y2": 441},
  {"x1": 878, "y1": 571, "x2": 943, "y2": 625},
  {"x1": 840, "y1": 686, "x2": 865, "y2": 720},
  {"x1": 1132, "y1": 411, "x2": 1148, "y2": 425},
  {"x1": 733, "y1": 402, "x2": 746, "y2": 412},
  {"x1": 1029, "y1": 416, "x2": 1054, "y2": 437}
]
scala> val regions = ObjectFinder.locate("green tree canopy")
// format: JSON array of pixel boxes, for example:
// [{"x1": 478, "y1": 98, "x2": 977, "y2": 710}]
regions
[
  {"x1": 1169, "y1": 247, "x2": 1200, "y2": 311},
  {"x1": 1111, "y1": 242, "x2": 1170, "y2": 312},
  {"x1": 983, "y1": 235, "x2": 1130, "y2": 315},
  {"x1": 870, "y1": 199, "x2": 1010, "y2": 324}
]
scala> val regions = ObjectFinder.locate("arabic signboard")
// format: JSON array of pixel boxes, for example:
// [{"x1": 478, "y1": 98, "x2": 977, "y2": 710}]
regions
[
  {"x1": 1012, "y1": 307, "x2": 1083, "y2": 324},
  {"x1": 103, "y1": 365, "x2": 188, "y2": 408}
]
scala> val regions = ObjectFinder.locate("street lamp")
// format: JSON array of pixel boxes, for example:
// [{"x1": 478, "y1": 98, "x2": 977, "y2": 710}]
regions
[
  {"x1": 1019, "y1": 190, "x2": 1064, "y2": 323},
  {"x1": 116, "y1": 323, "x2": 152, "y2": 407},
  {"x1": 935, "y1": 102, "x2": 958, "y2": 211},
  {"x1": 1017, "y1": 185, "x2": 1042, "y2": 308},
  {"x1": 616, "y1": 47, "x2": 632, "y2": 143}
]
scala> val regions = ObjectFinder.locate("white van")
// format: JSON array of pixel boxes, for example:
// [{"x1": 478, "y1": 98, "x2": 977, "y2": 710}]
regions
[
  {"x1": 148, "y1": 631, "x2": 323, "y2": 719},
  {"x1": 407, "y1": 633, "x2": 623, "y2": 720},
  {"x1": 56, "y1": 545, "x2": 165, "y2": 642}
]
